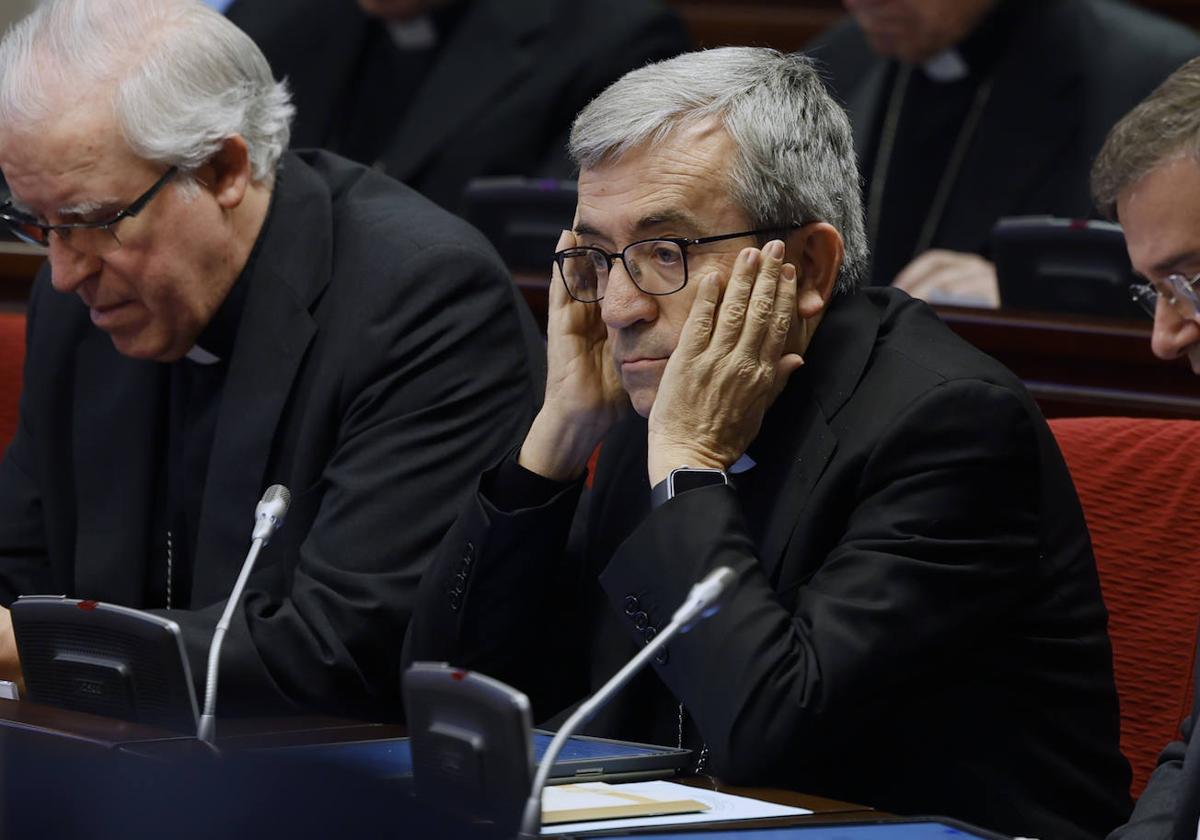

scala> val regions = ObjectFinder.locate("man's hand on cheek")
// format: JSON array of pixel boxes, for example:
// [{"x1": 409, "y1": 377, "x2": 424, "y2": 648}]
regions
[
  {"x1": 646, "y1": 240, "x2": 805, "y2": 487},
  {"x1": 520, "y1": 229, "x2": 630, "y2": 482},
  {"x1": 0, "y1": 606, "x2": 23, "y2": 693}
]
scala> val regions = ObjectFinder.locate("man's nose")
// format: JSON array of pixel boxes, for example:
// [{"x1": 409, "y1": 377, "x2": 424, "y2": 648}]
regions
[
  {"x1": 47, "y1": 235, "x2": 102, "y2": 295},
  {"x1": 1150, "y1": 296, "x2": 1200, "y2": 362},
  {"x1": 600, "y1": 259, "x2": 657, "y2": 330}
]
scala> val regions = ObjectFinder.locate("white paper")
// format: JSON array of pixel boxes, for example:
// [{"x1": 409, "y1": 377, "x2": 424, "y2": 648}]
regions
[{"x1": 541, "y1": 779, "x2": 811, "y2": 835}]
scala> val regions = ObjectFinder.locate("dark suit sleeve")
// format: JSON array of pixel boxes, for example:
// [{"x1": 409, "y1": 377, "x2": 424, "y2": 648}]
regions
[
  {"x1": 0, "y1": 281, "x2": 53, "y2": 602},
  {"x1": 1110, "y1": 722, "x2": 1189, "y2": 840},
  {"x1": 599, "y1": 378, "x2": 1044, "y2": 781},
  {"x1": 160, "y1": 242, "x2": 543, "y2": 719},
  {"x1": 403, "y1": 455, "x2": 589, "y2": 719}
]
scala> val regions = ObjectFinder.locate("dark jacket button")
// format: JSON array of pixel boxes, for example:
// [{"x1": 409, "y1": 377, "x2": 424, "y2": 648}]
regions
[
  {"x1": 624, "y1": 595, "x2": 640, "y2": 615},
  {"x1": 632, "y1": 610, "x2": 649, "y2": 630}
]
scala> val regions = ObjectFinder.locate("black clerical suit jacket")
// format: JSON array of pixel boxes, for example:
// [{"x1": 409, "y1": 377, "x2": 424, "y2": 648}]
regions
[
  {"x1": 0, "y1": 150, "x2": 544, "y2": 720},
  {"x1": 807, "y1": 0, "x2": 1200, "y2": 273},
  {"x1": 226, "y1": 0, "x2": 689, "y2": 210},
  {"x1": 408, "y1": 287, "x2": 1131, "y2": 840}
]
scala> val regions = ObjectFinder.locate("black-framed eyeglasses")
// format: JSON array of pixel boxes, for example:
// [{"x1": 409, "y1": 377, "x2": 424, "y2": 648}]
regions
[
  {"x1": 554, "y1": 224, "x2": 804, "y2": 303},
  {"x1": 1129, "y1": 272, "x2": 1200, "y2": 321},
  {"x1": 0, "y1": 165, "x2": 179, "y2": 255}
]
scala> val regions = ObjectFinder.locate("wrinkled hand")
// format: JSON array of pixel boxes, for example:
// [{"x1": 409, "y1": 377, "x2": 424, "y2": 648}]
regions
[
  {"x1": 519, "y1": 230, "x2": 629, "y2": 481},
  {"x1": 647, "y1": 240, "x2": 804, "y2": 486},
  {"x1": 893, "y1": 249, "x2": 999, "y2": 308},
  {"x1": 0, "y1": 606, "x2": 22, "y2": 695}
]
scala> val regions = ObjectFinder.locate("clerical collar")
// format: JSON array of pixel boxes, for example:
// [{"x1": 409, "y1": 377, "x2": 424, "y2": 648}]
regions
[
  {"x1": 185, "y1": 270, "x2": 248, "y2": 365},
  {"x1": 385, "y1": 0, "x2": 467, "y2": 51},
  {"x1": 920, "y1": 0, "x2": 1023, "y2": 83},
  {"x1": 183, "y1": 167, "x2": 281, "y2": 365}
]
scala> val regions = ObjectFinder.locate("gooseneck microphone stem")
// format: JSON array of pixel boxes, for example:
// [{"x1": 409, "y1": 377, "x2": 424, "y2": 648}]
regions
[
  {"x1": 517, "y1": 566, "x2": 737, "y2": 838},
  {"x1": 196, "y1": 484, "x2": 290, "y2": 746},
  {"x1": 196, "y1": 537, "x2": 265, "y2": 745}
]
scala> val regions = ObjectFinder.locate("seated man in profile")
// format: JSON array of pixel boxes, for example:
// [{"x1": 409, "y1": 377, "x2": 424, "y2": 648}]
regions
[
  {"x1": 407, "y1": 46, "x2": 1131, "y2": 839},
  {"x1": 0, "y1": 0, "x2": 543, "y2": 720},
  {"x1": 1093, "y1": 57, "x2": 1200, "y2": 840}
]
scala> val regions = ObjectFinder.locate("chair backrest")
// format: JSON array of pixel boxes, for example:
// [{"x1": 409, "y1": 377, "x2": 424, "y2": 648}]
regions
[
  {"x1": 1049, "y1": 416, "x2": 1200, "y2": 797},
  {"x1": 0, "y1": 311, "x2": 24, "y2": 451}
]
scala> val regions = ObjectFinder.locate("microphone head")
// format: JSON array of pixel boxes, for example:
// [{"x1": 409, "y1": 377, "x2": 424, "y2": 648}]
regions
[
  {"x1": 252, "y1": 484, "x2": 291, "y2": 543},
  {"x1": 673, "y1": 566, "x2": 739, "y2": 630}
]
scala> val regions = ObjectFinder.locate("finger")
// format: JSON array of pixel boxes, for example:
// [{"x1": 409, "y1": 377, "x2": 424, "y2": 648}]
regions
[
  {"x1": 732, "y1": 239, "x2": 786, "y2": 359},
  {"x1": 675, "y1": 271, "x2": 721, "y2": 359},
  {"x1": 757, "y1": 260, "x2": 797, "y2": 361},
  {"x1": 710, "y1": 246, "x2": 761, "y2": 350},
  {"x1": 767, "y1": 352, "x2": 805, "y2": 403}
]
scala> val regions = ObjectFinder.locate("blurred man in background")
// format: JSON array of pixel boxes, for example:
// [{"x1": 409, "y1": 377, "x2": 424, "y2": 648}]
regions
[
  {"x1": 219, "y1": 0, "x2": 690, "y2": 211},
  {"x1": 809, "y1": 0, "x2": 1200, "y2": 307}
]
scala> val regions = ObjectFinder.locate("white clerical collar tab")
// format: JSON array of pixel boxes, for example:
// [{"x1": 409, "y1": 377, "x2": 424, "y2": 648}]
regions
[
  {"x1": 388, "y1": 16, "x2": 436, "y2": 50},
  {"x1": 923, "y1": 48, "x2": 969, "y2": 83},
  {"x1": 730, "y1": 453, "x2": 757, "y2": 474},
  {"x1": 185, "y1": 345, "x2": 220, "y2": 365}
]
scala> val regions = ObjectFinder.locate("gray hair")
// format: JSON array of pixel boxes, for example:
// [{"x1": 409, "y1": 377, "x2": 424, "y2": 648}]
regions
[
  {"x1": 1092, "y1": 57, "x2": 1200, "y2": 220},
  {"x1": 570, "y1": 47, "x2": 868, "y2": 293},
  {"x1": 0, "y1": 0, "x2": 293, "y2": 184}
]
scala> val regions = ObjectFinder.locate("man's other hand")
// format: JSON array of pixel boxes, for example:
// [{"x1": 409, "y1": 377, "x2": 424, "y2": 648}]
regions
[
  {"x1": 647, "y1": 239, "x2": 804, "y2": 486},
  {"x1": 893, "y1": 249, "x2": 1000, "y2": 308},
  {"x1": 519, "y1": 230, "x2": 629, "y2": 482},
  {"x1": 0, "y1": 606, "x2": 24, "y2": 693}
]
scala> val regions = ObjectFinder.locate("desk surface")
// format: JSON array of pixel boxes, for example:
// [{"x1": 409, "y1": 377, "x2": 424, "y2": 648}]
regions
[{"x1": 0, "y1": 698, "x2": 876, "y2": 829}]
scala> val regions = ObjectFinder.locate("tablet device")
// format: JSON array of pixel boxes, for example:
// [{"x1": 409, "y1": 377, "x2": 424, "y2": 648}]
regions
[
  {"x1": 11, "y1": 594, "x2": 199, "y2": 732},
  {"x1": 266, "y1": 730, "x2": 692, "y2": 785},
  {"x1": 583, "y1": 817, "x2": 1009, "y2": 839},
  {"x1": 993, "y1": 215, "x2": 1141, "y2": 318}
]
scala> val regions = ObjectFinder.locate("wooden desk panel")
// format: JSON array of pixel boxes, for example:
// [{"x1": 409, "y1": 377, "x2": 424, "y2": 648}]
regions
[{"x1": 935, "y1": 305, "x2": 1200, "y2": 419}]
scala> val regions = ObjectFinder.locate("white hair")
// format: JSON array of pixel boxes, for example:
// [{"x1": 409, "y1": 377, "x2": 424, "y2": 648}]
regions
[
  {"x1": 0, "y1": 0, "x2": 293, "y2": 184},
  {"x1": 570, "y1": 47, "x2": 868, "y2": 293}
]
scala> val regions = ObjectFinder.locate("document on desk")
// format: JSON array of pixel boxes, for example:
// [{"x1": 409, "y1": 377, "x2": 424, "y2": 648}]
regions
[{"x1": 540, "y1": 780, "x2": 811, "y2": 835}]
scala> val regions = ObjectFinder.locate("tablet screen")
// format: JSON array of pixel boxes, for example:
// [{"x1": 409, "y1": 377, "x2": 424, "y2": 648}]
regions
[{"x1": 269, "y1": 732, "x2": 676, "y2": 779}]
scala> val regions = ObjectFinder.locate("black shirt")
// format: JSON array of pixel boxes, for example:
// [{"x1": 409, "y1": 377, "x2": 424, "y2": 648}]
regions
[{"x1": 864, "y1": 0, "x2": 1026, "y2": 287}]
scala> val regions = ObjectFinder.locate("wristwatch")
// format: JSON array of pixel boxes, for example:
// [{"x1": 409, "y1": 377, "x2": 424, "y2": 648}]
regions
[{"x1": 650, "y1": 466, "x2": 729, "y2": 509}]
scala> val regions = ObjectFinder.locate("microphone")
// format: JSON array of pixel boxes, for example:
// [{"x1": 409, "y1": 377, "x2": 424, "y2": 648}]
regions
[
  {"x1": 517, "y1": 565, "x2": 738, "y2": 838},
  {"x1": 197, "y1": 484, "x2": 291, "y2": 745}
]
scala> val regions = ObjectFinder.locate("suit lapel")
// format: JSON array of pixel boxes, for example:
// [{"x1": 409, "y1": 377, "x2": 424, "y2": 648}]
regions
[
  {"x1": 380, "y1": 0, "x2": 553, "y2": 181},
  {"x1": 189, "y1": 156, "x2": 328, "y2": 606},
  {"x1": 72, "y1": 330, "x2": 168, "y2": 605},
  {"x1": 753, "y1": 293, "x2": 882, "y2": 585}
]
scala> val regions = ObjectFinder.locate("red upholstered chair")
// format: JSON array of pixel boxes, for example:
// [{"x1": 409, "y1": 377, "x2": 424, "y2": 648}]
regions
[
  {"x1": 0, "y1": 312, "x2": 25, "y2": 451},
  {"x1": 1049, "y1": 416, "x2": 1200, "y2": 797}
]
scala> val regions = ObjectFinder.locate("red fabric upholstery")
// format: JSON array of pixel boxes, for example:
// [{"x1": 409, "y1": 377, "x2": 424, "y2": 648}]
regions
[
  {"x1": 1050, "y1": 416, "x2": 1200, "y2": 798},
  {"x1": 0, "y1": 312, "x2": 24, "y2": 452}
]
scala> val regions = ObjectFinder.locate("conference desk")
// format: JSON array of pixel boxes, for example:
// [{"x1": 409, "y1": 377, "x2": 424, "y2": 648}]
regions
[{"x1": 0, "y1": 698, "x2": 878, "y2": 837}]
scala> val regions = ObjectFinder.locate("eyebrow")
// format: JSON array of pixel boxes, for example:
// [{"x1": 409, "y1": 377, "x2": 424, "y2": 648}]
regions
[
  {"x1": 1151, "y1": 249, "x2": 1200, "y2": 278},
  {"x1": 573, "y1": 209, "x2": 708, "y2": 243},
  {"x1": 57, "y1": 197, "x2": 116, "y2": 219}
]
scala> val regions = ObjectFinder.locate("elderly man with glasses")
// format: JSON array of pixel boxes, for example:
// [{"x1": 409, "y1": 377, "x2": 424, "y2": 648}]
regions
[
  {"x1": 407, "y1": 46, "x2": 1130, "y2": 839},
  {"x1": 1093, "y1": 57, "x2": 1200, "y2": 840},
  {"x1": 0, "y1": 0, "x2": 542, "y2": 719}
]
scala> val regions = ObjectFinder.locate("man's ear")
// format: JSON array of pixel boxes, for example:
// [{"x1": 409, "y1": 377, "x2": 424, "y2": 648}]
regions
[
  {"x1": 201, "y1": 135, "x2": 253, "y2": 210},
  {"x1": 788, "y1": 222, "x2": 844, "y2": 319}
]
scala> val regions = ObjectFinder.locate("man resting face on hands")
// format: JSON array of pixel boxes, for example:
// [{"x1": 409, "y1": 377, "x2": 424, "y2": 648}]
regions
[{"x1": 407, "y1": 47, "x2": 1130, "y2": 840}]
